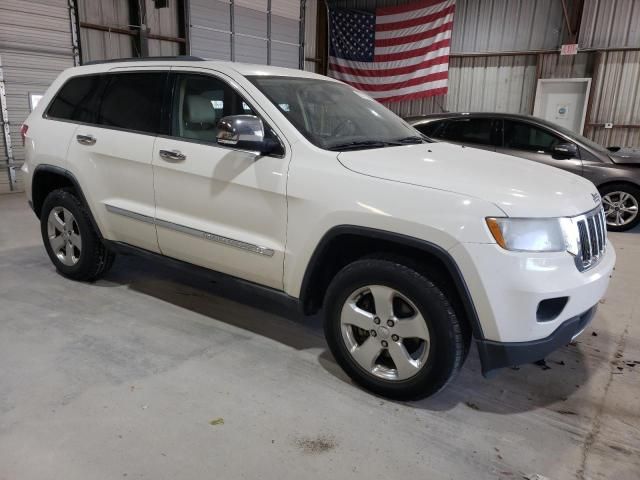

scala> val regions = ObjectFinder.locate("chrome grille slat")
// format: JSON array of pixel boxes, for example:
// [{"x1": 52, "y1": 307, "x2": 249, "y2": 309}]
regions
[{"x1": 574, "y1": 206, "x2": 607, "y2": 272}]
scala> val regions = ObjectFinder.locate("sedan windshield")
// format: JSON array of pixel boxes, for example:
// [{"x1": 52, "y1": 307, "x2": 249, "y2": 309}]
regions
[{"x1": 248, "y1": 76, "x2": 425, "y2": 151}]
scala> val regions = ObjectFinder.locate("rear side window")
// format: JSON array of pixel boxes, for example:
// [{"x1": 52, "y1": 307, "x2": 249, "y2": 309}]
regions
[
  {"x1": 47, "y1": 75, "x2": 102, "y2": 123},
  {"x1": 97, "y1": 72, "x2": 166, "y2": 134},
  {"x1": 439, "y1": 118, "x2": 496, "y2": 146}
]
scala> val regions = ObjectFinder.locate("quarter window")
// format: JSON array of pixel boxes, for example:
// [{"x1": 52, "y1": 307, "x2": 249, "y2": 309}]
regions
[
  {"x1": 503, "y1": 120, "x2": 565, "y2": 153},
  {"x1": 414, "y1": 121, "x2": 446, "y2": 138},
  {"x1": 97, "y1": 73, "x2": 166, "y2": 134},
  {"x1": 438, "y1": 118, "x2": 496, "y2": 146},
  {"x1": 47, "y1": 75, "x2": 103, "y2": 123},
  {"x1": 172, "y1": 74, "x2": 255, "y2": 143}
]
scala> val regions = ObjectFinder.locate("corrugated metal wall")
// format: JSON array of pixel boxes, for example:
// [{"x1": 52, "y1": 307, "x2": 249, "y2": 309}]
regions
[
  {"x1": 190, "y1": 0, "x2": 302, "y2": 68},
  {"x1": 585, "y1": 50, "x2": 640, "y2": 147},
  {"x1": 0, "y1": 0, "x2": 75, "y2": 193},
  {"x1": 580, "y1": 0, "x2": 640, "y2": 49},
  {"x1": 78, "y1": 0, "x2": 134, "y2": 61},
  {"x1": 146, "y1": 0, "x2": 181, "y2": 56}
]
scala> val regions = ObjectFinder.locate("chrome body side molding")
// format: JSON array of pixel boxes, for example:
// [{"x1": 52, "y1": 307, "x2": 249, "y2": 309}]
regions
[{"x1": 105, "y1": 204, "x2": 275, "y2": 257}]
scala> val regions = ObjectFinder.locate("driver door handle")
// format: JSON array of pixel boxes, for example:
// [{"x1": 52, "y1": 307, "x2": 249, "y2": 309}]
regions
[{"x1": 159, "y1": 149, "x2": 186, "y2": 162}]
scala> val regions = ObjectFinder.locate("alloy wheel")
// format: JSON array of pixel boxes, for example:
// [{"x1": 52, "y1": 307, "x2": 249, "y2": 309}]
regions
[
  {"x1": 602, "y1": 191, "x2": 639, "y2": 227},
  {"x1": 47, "y1": 206, "x2": 82, "y2": 266},
  {"x1": 340, "y1": 285, "x2": 431, "y2": 381}
]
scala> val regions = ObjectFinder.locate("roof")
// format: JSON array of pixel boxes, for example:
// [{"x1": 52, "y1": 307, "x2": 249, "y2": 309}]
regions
[
  {"x1": 404, "y1": 112, "x2": 549, "y2": 125},
  {"x1": 74, "y1": 56, "x2": 331, "y2": 81}
]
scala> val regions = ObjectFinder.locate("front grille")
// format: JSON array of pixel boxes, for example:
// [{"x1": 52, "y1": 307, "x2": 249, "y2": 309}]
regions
[{"x1": 575, "y1": 207, "x2": 607, "y2": 272}]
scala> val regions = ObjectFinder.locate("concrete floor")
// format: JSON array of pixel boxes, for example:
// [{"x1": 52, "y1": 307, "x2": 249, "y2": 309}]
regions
[{"x1": 0, "y1": 192, "x2": 638, "y2": 480}]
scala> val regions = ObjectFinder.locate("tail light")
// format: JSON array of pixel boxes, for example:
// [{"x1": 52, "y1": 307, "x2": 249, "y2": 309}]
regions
[{"x1": 20, "y1": 124, "x2": 28, "y2": 145}]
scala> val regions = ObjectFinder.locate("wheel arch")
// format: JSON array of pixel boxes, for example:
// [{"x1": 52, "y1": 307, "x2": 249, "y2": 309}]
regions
[
  {"x1": 32, "y1": 164, "x2": 103, "y2": 239},
  {"x1": 596, "y1": 179, "x2": 640, "y2": 192},
  {"x1": 299, "y1": 225, "x2": 484, "y2": 339}
]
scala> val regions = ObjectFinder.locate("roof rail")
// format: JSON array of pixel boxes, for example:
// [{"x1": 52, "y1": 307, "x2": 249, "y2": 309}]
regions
[{"x1": 83, "y1": 55, "x2": 205, "y2": 66}]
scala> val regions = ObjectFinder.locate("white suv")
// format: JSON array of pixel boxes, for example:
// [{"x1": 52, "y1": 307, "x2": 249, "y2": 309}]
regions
[{"x1": 22, "y1": 57, "x2": 615, "y2": 400}]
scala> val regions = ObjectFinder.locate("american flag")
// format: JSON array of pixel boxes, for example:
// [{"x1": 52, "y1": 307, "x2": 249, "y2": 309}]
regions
[{"x1": 328, "y1": 0, "x2": 455, "y2": 103}]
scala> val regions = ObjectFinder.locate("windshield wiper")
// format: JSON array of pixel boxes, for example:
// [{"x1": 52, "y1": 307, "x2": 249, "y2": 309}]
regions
[
  {"x1": 328, "y1": 140, "x2": 391, "y2": 151},
  {"x1": 393, "y1": 136, "x2": 425, "y2": 144}
]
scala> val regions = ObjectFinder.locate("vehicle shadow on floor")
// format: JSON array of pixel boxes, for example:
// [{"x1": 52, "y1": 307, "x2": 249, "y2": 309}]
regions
[{"x1": 97, "y1": 252, "x2": 592, "y2": 415}]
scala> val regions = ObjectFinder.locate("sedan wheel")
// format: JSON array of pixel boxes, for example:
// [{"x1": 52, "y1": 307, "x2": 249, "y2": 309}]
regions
[{"x1": 602, "y1": 191, "x2": 638, "y2": 228}]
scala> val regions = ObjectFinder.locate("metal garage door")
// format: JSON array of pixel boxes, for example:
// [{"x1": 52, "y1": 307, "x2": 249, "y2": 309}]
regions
[
  {"x1": 190, "y1": 0, "x2": 303, "y2": 69},
  {"x1": 0, "y1": 0, "x2": 76, "y2": 193}
]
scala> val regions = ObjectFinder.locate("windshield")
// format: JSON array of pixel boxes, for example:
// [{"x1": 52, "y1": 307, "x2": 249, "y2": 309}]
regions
[{"x1": 248, "y1": 76, "x2": 424, "y2": 150}]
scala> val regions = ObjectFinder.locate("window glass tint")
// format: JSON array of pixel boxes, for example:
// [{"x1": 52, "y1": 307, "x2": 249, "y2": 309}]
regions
[
  {"x1": 439, "y1": 118, "x2": 495, "y2": 145},
  {"x1": 504, "y1": 120, "x2": 564, "y2": 153},
  {"x1": 97, "y1": 73, "x2": 165, "y2": 134},
  {"x1": 415, "y1": 121, "x2": 445, "y2": 138},
  {"x1": 173, "y1": 74, "x2": 255, "y2": 143},
  {"x1": 47, "y1": 75, "x2": 102, "y2": 122}
]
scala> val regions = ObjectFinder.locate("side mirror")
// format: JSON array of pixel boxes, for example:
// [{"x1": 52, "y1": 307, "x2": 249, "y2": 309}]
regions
[
  {"x1": 552, "y1": 142, "x2": 578, "y2": 158},
  {"x1": 216, "y1": 115, "x2": 280, "y2": 155}
]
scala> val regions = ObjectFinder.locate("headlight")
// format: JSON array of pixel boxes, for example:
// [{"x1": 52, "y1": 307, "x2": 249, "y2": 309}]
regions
[{"x1": 486, "y1": 217, "x2": 579, "y2": 254}]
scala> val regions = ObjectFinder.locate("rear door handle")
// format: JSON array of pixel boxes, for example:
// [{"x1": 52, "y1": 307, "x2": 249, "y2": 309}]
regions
[
  {"x1": 76, "y1": 134, "x2": 96, "y2": 146},
  {"x1": 159, "y1": 149, "x2": 186, "y2": 162}
]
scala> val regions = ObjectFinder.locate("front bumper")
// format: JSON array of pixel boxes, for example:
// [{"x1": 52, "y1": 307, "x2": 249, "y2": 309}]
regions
[{"x1": 476, "y1": 305, "x2": 597, "y2": 377}]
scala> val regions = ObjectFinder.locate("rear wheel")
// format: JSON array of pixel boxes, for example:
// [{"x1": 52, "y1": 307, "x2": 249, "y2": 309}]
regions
[
  {"x1": 600, "y1": 183, "x2": 640, "y2": 232},
  {"x1": 41, "y1": 189, "x2": 115, "y2": 281},
  {"x1": 323, "y1": 258, "x2": 466, "y2": 400}
]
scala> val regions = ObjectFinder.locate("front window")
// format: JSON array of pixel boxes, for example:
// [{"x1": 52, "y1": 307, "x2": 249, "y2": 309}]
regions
[
  {"x1": 503, "y1": 120, "x2": 566, "y2": 153},
  {"x1": 248, "y1": 76, "x2": 423, "y2": 150}
]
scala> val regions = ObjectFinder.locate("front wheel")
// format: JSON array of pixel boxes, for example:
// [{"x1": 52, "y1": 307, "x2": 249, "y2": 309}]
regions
[
  {"x1": 601, "y1": 183, "x2": 640, "y2": 232},
  {"x1": 323, "y1": 258, "x2": 466, "y2": 400}
]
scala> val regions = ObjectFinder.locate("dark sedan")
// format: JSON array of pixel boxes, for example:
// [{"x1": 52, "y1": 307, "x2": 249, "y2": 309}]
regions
[{"x1": 406, "y1": 113, "x2": 640, "y2": 231}]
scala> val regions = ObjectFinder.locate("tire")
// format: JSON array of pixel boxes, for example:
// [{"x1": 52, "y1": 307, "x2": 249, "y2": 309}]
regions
[
  {"x1": 600, "y1": 183, "x2": 640, "y2": 232},
  {"x1": 40, "y1": 188, "x2": 115, "y2": 281},
  {"x1": 323, "y1": 258, "x2": 466, "y2": 400}
]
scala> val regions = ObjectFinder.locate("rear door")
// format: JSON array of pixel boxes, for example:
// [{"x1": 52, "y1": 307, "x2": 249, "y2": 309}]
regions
[
  {"x1": 65, "y1": 69, "x2": 168, "y2": 253},
  {"x1": 430, "y1": 117, "x2": 500, "y2": 152},
  {"x1": 151, "y1": 69, "x2": 289, "y2": 289},
  {"x1": 495, "y1": 119, "x2": 583, "y2": 176}
]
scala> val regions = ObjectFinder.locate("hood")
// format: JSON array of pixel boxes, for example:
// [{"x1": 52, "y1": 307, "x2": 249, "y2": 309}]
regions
[
  {"x1": 608, "y1": 147, "x2": 640, "y2": 165},
  {"x1": 338, "y1": 142, "x2": 600, "y2": 218}
]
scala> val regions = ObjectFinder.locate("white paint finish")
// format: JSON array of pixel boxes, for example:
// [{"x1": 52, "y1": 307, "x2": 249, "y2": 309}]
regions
[
  {"x1": 338, "y1": 142, "x2": 599, "y2": 218},
  {"x1": 450, "y1": 241, "x2": 615, "y2": 342},
  {"x1": 533, "y1": 78, "x2": 591, "y2": 135},
  {"x1": 66, "y1": 125, "x2": 160, "y2": 252},
  {"x1": 152, "y1": 137, "x2": 289, "y2": 289}
]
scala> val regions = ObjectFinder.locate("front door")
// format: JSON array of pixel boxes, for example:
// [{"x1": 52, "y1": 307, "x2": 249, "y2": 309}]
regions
[
  {"x1": 495, "y1": 119, "x2": 583, "y2": 177},
  {"x1": 151, "y1": 71, "x2": 289, "y2": 289}
]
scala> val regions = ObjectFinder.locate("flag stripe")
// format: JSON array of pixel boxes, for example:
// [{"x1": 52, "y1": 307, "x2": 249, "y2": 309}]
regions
[
  {"x1": 328, "y1": 52, "x2": 449, "y2": 78},
  {"x1": 328, "y1": 45, "x2": 450, "y2": 71},
  {"x1": 376, "y1": 0, "x2": 449, "y2": 23},
  {"x1": 330, "y1": 70, "x2": 448, "y2": 92},
  {"x1": 374, "y1": 36, "x2": 451, "y2": 62},
  {"x1": 375, "y1": 20, "x2": 453, "y2": 47},
  {"x1": 329, "y1": 62, "x2": 449, "y2": 86},
  {"x1": 376, "y1": 4, "x2": 455, "y2": 33}
]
